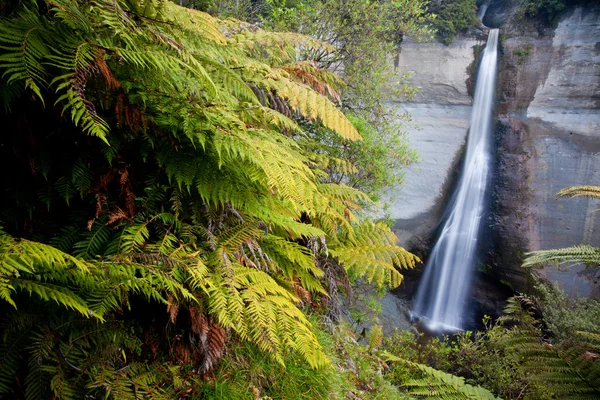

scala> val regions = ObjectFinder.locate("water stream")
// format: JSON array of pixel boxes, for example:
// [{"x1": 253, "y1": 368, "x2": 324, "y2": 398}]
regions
[{"x1": 412, "y1": 29, "x2": 499, "y2": 331}]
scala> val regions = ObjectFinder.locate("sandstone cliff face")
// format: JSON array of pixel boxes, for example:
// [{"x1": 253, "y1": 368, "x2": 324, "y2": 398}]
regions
[
  {"x1": 496, "y1": 3, "x2": 600, "y2": 297},
  {"x1": 386, "y1": 36, "x2": 484, "y2": 250}
]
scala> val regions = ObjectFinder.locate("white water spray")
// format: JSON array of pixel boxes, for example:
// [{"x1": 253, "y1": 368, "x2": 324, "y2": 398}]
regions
[{"x1": 413, "y1": 29, "x2": 499, "y2": 331}]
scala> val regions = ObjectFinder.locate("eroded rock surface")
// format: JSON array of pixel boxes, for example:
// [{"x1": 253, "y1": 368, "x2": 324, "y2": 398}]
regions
[{"x1": 495, "y1": 4, "x2": 600, "y2": 297}]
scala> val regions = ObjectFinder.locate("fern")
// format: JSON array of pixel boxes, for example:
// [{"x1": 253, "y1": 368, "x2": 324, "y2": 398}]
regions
[
  {"x1": 556, "y1": 185, "x2": 600, "y2": 200},
  {"x1": 0, "y1": 8, "x2": 48, "y2": 103},
  {"x1": 495, "y1": 298, "x2": 600, "y2": 399},
  {"x1": 0, "y1": 0, "x2": 419, "y2": 391},
  {"x1": 330, "y1": 221, "x2": 419, "y2": 289},
  {"x1": 523, "y1": 185, "x2": 600, "y2": 269},
  {"x1": 382, "y1": 352, "x2": 499, "y2": 399},
  {"x1": 523, "y1": 245, "x2": 600, "y2": 268}
]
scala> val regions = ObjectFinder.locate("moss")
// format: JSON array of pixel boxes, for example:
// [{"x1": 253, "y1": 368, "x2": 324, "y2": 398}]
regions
[{"x1": 512, "y1": 43, "x2": 533, "y2": 63}]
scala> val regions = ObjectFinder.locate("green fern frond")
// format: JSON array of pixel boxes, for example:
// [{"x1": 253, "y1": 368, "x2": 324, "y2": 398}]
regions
[
  {"x1": 382, "y1": 352, "x2": 499, "y2": 399},
  {"x1": 203, "y1": 264, "x2": 328, "y2": 369},
  {"x1": 0, "y1": 8, "x2": 48, "y2": 103},
  {"x1": 51, "y1": 41, "x2": 110, "y2": 142},
  {"x1": 496, "y1": 297, "x2": 600, "y2": 399},
  {"x1": 522, "y1": 245, "x2": 600, "y2": 268},
  {"x1": 73, "y1": 221, "x2": 114, "y2": 259}
]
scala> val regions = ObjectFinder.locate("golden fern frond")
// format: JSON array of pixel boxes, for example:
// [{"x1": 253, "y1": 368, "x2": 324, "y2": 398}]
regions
[
  {"x1": 330, "y1": 222, "x2": 419, "y2": 289},
  {"x1": 278, "y1": 79, "x2": 361, "y2": 141},
  {"x1": 240, "y1": 62, "x2": 361, "y2": 141},
  {"x1": 368, "y1": 325, "x2": 384, "y2": 351},
  {"x1": 556, "y1": 185, "x2": 600, "y2": 200},
  {"x1": 202, "y1": 265, "x2": 328, "y2": 369},
  {"x1": 163, "y1": 2, "x2": 228, "y2": 44},
  {"x1": 522, "y1": 245, "x2": 600, "y2": 268},
  {"x1": 280, "y1": 61, "x2": 343, "y2": 102}
]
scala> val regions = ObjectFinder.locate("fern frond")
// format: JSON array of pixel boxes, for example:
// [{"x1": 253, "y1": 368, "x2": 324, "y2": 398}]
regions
[
  {"x1": 50, "y1": 42, "x2": 111, "y2": 142},
  {"x1": 280, "y1": 61, "x2": 343, "y2": 102},
  {"x1": 556, "y1": 185, "x2": 600, "y2": 200},
  {"x1": 382, "y1": 353, "x2": 499, "y2": 400},
  {"x1": 0, "y1": 8, "x2": 48, "y2": 103},
  {"x1": 522, "y1": 245, "x2": 600, "y2": 268},
  {"x1": 73, "y1": 221, "x2": 114, "y2": 258},
  {"x1": 203, "y1": 265, "x2": 328, "y2": 369},
  {"x1": 277, "y1": 78, "x2": 361, "y2": 141},
  {"x1": 163, "y1": 2, "x2": 228, "y2": 44},
  {"x1": 497, "y1": 298, "x2": 600, "y2": 399},
  {"x1": 330, "y1": 222, "x2": 419, "y2": 289}
]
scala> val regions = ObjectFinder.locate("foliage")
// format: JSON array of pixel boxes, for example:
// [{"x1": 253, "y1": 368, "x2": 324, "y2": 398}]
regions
[
  {"x1": 384, "y1": 296, "x2": 600, "y2": 399},
  {"x1": 523, "y1": 185, "x2": 600, "y2": 269},
  {"x1": 299, "y1": 113, "x2": 417, "y2": 202},
  {"x1": 523, "y1": 244, "x2": 600, "y2": 268},
  {"x1": 512, "y1": 43, "x2": 533, "y2": 63},
  {"x1": 191, "y1": 321, "x2": 409, "y2": 400},
  {"x1": 534, "y1": 282, "x2": 600, "y2": 342},
  {"x1": 0, "y1": 0, "x2": 420, "y2": 396},
  {"x1": 258, "y1": 0, "x2": 430, "y2": 201},
  {"x1": 556, "y1": 185, "x2": 600, "y2": 200},
  {"x1": 491, "y1": 297, "x2": 600, "y2": 399},
  {"x1": 518, "y1": 0, "x2": 567, "y2": 28},
  {"x1": 383, "y1": 352, "x2": 498, "y2": 399},
  {"x1": 428, "y1": 0, "x2": 477, "y2": 45}
]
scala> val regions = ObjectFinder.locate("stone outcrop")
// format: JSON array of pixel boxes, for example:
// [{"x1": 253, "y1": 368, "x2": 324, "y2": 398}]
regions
[{"x1": 495, "y1": 3, "x2": 600, "y2": 297}]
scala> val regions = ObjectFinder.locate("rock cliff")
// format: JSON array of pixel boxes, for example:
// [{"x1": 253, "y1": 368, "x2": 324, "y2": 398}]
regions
[
  {"x1": 495, "y1": 2, "x2": 600, "y2": 297},
  {"x1": 386, "y1": 36, "x2": 485, "y2": 252}
]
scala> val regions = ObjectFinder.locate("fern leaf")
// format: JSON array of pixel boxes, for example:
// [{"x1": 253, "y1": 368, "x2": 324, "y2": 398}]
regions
[
  {"x1": 522, "y1": 245, "x2": 600, "y2": 268},
  {"x1": 556, "y1": 185, "x2": 600, "y2": 200}
]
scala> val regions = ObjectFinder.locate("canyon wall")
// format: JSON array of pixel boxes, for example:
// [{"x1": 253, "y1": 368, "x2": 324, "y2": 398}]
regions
[
  {"x1": 389, "y1": 1, "x2": 600, "y2": 299},
  {"x1": 495, "y1": 2, "x2": 600, "y2": 297},
  {"x1": 386, "y1": 35, "x2": 485, "y2": 252}
]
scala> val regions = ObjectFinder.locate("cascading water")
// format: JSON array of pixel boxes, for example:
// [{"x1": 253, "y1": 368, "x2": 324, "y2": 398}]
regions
[{"x1": 412, "y1": 28, "x2": 499, "y2": 331}]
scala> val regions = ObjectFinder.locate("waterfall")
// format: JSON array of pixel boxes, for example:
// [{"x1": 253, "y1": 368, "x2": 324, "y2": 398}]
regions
[
  {"x1": 478, "y1": 3, "x2": 489, "y2": 22},
  {"x1": 412, "y1": 29, "x2": 499, "y2": 331}
]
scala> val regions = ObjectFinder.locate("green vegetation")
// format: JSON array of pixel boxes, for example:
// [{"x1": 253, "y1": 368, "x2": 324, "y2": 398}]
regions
[
  {"x1": 0, "y1": 0, "x2": 422, "y2": 397},
  {"x1": 428, "y1": 0, "x2": 477, "y2": 45},
  {"x1": 259, "y1": 0, "x2": 435, "y2": 200},
  {"x1": 383, "y1": 293, "x2": 600, "y2": 399},
  {"x1": 512, "y1": 43, "x2": 534, "y2": 63},
  {"x1": 1, "y1": 0, "x2": 598, "y2": 399},
  {"x1": 518, "y1": 0, "x2": 567, "y2": 28}
]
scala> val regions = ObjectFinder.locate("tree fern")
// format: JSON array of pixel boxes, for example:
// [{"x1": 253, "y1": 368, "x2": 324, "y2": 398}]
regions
[
  {"x1": 495, "y1": 297, "x2": 600, "y2": 399},
  {"x1": 0, "y1": 0, "x2": 419, "y2": 391}
]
